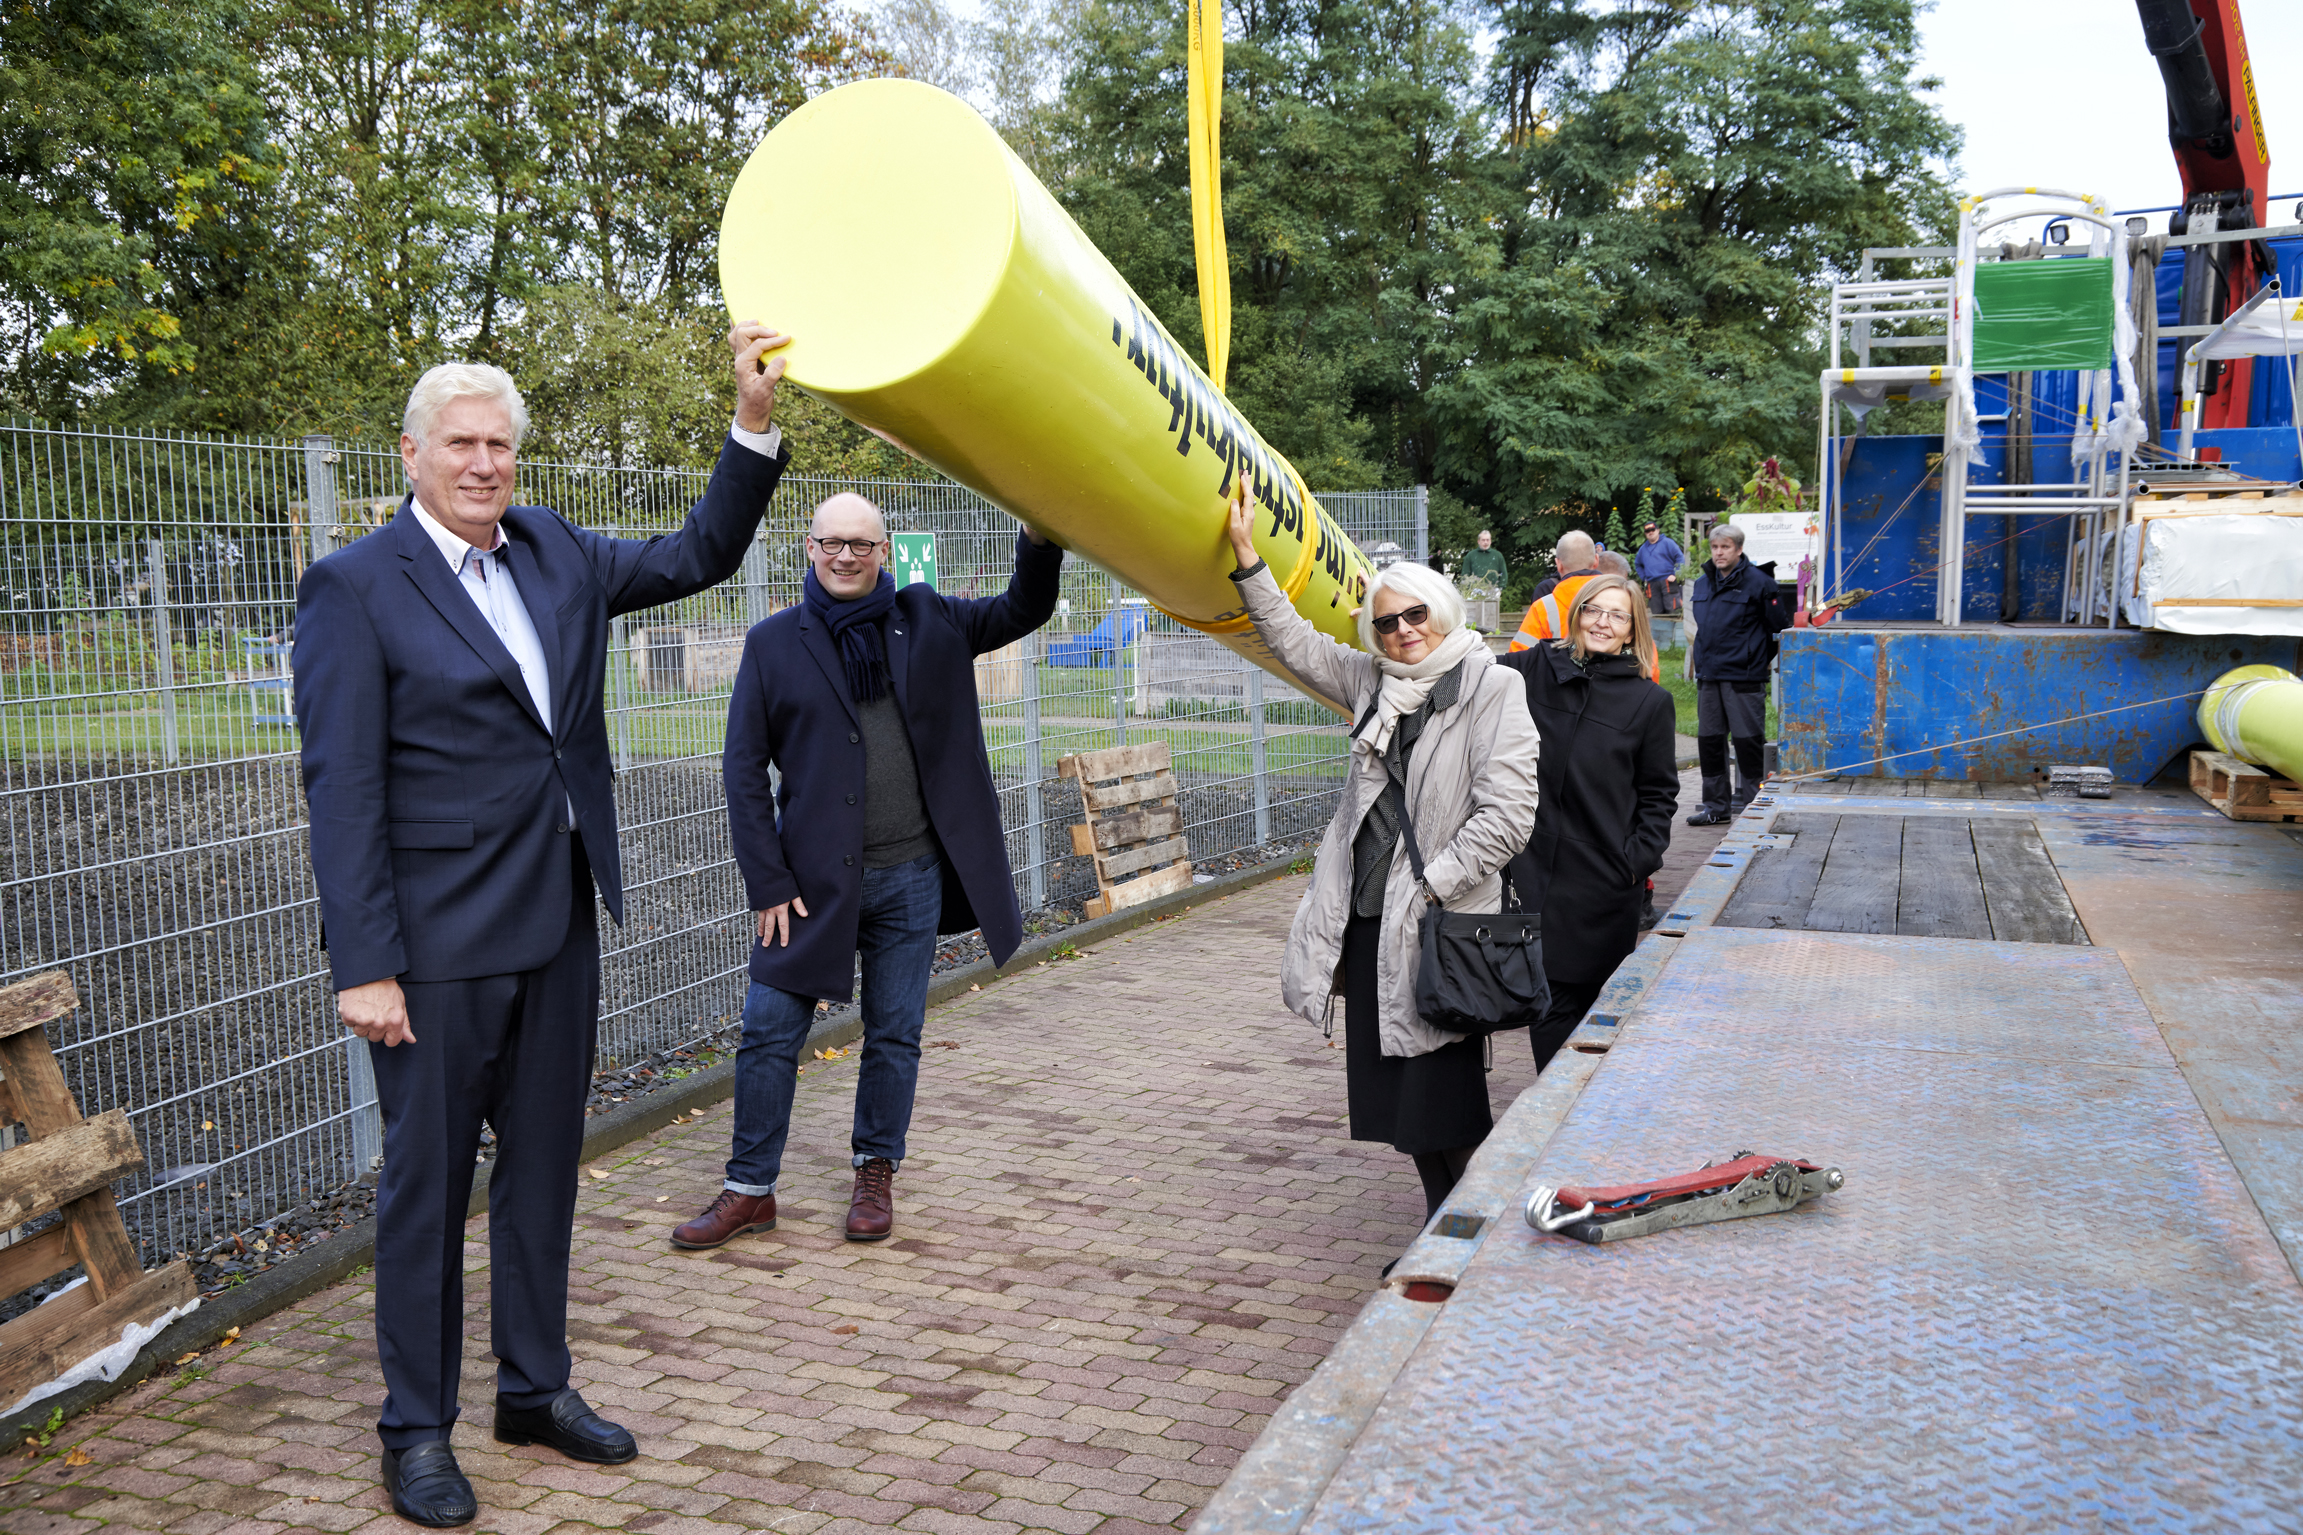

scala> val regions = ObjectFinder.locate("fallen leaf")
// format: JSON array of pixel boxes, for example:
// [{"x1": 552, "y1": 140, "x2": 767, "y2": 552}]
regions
[
  {"x1": 829, "y1": 1324, "x2": 858, "y2": 1335},
  {"x1": 61, "y1": 1448, "x2": 91, "y2": 1467},
  {"x1": 201, "y1": 1120, "x2": 213, "y2": 1131},
  {"x1": 174, "y1": 1353, "x2": 199, "y2": 1365},
  {"x1": 586, "y1": 1168, "x2": 608, "y2": 1180},
  {"x1": 654, "y1": 1195, "x2": 668, "y2": 1203},
  {"x1": 642, "y1": 1158, "x2": 666, "y2": 1167},
  {"x1": 968, "y1": 983, "x2": 980, "y2": 992},
  {"x1": 252, "y1": 1241, "x2": 268, "y2": 1253}
]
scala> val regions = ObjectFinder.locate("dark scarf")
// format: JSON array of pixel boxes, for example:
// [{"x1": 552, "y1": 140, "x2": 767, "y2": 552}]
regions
[{"x1": 803, "y1": 567, "x2": 897, "y2": 704}]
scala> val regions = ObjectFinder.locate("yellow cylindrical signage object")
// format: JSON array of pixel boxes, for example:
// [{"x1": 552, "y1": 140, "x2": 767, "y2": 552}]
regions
[
  {"x1": 718, "y1": 78, "x2": 1376, "y2": 709},
  {"x1": 2199, "y1": 665, "x2": 2303, "y2": 787}
]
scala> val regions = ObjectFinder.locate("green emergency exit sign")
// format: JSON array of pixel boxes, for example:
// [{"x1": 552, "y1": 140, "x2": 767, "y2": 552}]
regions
[{"x1": 891, "y1": 532, "x2": 937, "y2": 589}]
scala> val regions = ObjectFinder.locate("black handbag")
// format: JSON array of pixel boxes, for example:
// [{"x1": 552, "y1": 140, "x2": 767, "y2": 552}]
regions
[{"x1": 1386, "y1": 778, "x2": 1548, "y2": 1036}]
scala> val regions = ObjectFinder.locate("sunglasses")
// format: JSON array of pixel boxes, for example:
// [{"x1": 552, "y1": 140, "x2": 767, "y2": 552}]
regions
[
  {"x1": 1372, "y1": 604, "x2": 1431, "y2": 635},
  {"x1": 810, "y1": 536, "x2": 885, "y2": 557}
]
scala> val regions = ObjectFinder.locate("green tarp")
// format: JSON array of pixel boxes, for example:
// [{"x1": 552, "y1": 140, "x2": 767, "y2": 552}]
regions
[{"x1": 1971, "y1": 257, "x2": 2115, "y2": 372}]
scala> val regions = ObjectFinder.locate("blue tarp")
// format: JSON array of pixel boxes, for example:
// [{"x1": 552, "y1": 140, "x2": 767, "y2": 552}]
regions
[{"x1": 1042, "y1": 605, "x2": 1150, "y2": 668}]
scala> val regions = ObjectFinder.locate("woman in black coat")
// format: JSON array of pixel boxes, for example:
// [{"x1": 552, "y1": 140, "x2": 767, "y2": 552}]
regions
[{"x1": 1498, "y1": 573, "x2": 1680, "y2": 1068}]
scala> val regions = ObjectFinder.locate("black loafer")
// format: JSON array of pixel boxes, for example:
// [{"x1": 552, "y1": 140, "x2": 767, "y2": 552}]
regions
[
  {"x1": 382, "y1": 1441, "x2": 477, "y2": 1528},
  {"x1": 493, "y1": 1388, "x2": 638, "y2": 1464},
  {"x1": 1685, "y1": 805, "x2": 1732, "y2": 826}
]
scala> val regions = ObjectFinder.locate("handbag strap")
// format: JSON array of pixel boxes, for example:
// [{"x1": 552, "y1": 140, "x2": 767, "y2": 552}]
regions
[{"x1": 1384, "y1": 772, "x2": 1523, "y2": 913}]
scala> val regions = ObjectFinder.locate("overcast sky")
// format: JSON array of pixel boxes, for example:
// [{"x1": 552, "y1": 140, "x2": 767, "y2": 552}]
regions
[{"x1": 1918, "y1": 0, "x2": 2302, "y2": 231}]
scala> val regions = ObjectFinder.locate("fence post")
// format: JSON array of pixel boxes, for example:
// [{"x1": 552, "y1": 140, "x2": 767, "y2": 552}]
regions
[
  {"x1": 1250, "y1": 666, "x2": 1269, "y2": 845},
  {"x1": 146, "y1": 539, "x2": 180, "y2": 767},
  {"x1": 1110, "y1": 575, "x2": 1127, "y2": 747},
  {"x1": 1415, "y1": 484, "x2": 1430, "y2": 563},
  {"x1": 298, "y1": 437, "x2": 382, "y2": 1170},
  {"x1": 300, "y1": 434, "x2": 339, "y2": 567},
  {"x1": 1024, "y1": 630, "x2": 1046, "y2": 909}
]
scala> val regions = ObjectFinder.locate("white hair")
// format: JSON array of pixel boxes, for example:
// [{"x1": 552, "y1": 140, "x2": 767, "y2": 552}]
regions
[
  {"x1": 402, "y1": 363, "x2": 531, "y2": 448},
  {"x1": 1711, "y1": 523, "x2": 1747, "y2": 549},
  {"x1": 1356, "y1": 561, "x2": 1465, "y2": 652}
]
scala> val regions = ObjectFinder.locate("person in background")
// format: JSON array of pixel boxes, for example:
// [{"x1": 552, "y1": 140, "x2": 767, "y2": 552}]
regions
[
  {"x1": 1509, "y1": 530, "x2": 1601, "y2": 651},
  {"x1": 1596, "y1": 550, "x2": 1631, "y2": 579},
  {"x1": 1225, "y1": 481, "x2": 1539, "y2": 1234},
  {"x1": 1499, "y1": 575, "x2": 1678, "y2": 1069},
  {"x1": 295, "y1": 330, "x2": 792, "y2": 1528},
  {"x1": 678, "y1": 494, "x2": 1061, "y2": 1251},
  {"x1": 1636, "y1": 520, "x2": 1684, "y2": 613},
  {"x1": 1687, "y1": 523, "x2": 1789, "y2": 825},
  {"x1": 1457, "y1": 529, "x2": 1507, "y2": 589}
]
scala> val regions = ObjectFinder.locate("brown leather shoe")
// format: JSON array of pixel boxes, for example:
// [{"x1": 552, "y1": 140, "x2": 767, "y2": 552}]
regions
[
  {"x1": 845, "y1": 1158, "x2": 895, "y2": 1241},
  {"x1": 670, "y1": 1189, "x2": 776, "y2": 1250}
]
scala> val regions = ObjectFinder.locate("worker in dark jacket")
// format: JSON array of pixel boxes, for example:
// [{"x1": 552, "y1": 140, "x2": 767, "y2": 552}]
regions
[
  {"x1": 1499, "y1": 574, "x2": 1679, "y2": 1068},
  {"x1": 675, "y1": 497, "x2": 1061, "y2": 1250},
  {"x1": 1686, "y1": 524, "x2": 1789, "y2": 825}
]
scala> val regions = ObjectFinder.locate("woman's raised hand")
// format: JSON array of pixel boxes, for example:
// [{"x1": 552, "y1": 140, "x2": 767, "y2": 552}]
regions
[{"x1": 1226, "y1": 479, "x2": 1258, "y2": 570}]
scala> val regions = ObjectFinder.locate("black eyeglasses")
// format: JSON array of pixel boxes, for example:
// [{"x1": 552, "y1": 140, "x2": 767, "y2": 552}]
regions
[
  {"x1": 810, "y1": 536, "x2": 885, "y2": 556},
  {"x1": 1371, "y1": 604, "x2": 1431, "y2": 635}
]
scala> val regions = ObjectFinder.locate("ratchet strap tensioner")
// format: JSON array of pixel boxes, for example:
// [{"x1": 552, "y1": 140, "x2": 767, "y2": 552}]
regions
[{"x1": 1525, "y1": 1151, "x2": 1844, "y2": 1245}]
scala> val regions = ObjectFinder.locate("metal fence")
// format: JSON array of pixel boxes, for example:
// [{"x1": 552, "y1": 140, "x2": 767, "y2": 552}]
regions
[{"x1": 0, "y1": 419, "x2": 1422, "y2": 1266}]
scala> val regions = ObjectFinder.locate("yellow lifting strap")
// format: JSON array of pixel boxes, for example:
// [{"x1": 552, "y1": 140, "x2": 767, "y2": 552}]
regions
[{"x1": 1186, "y1": 0, "x2": 1229, "y2": 393}]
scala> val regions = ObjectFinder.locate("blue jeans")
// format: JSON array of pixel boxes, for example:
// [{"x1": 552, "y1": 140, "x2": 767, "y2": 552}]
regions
[{"x1": 724, "y1": 851, "x2": 943, "y2": 1194}]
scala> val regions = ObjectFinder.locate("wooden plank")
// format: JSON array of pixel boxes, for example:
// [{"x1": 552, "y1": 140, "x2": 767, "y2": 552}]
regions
[
  {"x1": 1093, "y1": 861, "x2": 1195, "y2": 916},
  {"x1": 0, "y1": 972, "x2": 77, "y2": 1043},
  {"x1": 0, "y1": 1031, "x2": 83, "y2": 1133},
  {"x1": 1084, "y1": 805, "x2": 1183, "y2": 852},
  {"x1": 1972, "y1": 820, "x2": 2089, "y2": 945},
  {"x1": 1080, "y1": 772, "x2": 1178, "y2": 813},
  {"x1": 0, "y1": 1224, "x2": 76, "y2": 1301},
  {"x1": 1096, "y1": 836, "x2": 1190, "y2": 880},
  {"x1": 1895, "y1": 817, "x2": 1993, "y2": 940},
  {"x1": 1803, "y1": 815, "x2": 1904, "y2": 934},
  {"x1": 66, "y1": 1189, "x2": 149, "y2": 1297},
  {"x1": 1979, "y1": 781, "x2": 2040, "y2": 800},
  {"x1": 1057, "y1": 742, "x2": 1172, "y2": 782},
  {"x1": 2189, "y1": 749, "x2": 2303, "y2": 822},
  {"x1": 1069, "y1": 823, "x2": 1096, "y2": 858},
  {"x1": 0, "y1": 1261, "x2": 195, "y2": 1408},
  {"x1": 1716, "y1": 814, "x2": 1837, "y2": 932},
  {"x1": 1923, "y1": 779, "x2": 1981, "y2": 799},
  {"x1": 0, "y1": 1110, "x2": 145, "y2": 1231}
]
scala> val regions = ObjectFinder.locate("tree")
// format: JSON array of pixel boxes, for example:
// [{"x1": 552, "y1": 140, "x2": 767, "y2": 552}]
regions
[
  {"x1": 0, "y1": 0, "x2": 279, "y2": 418},
  {"x1": 1425, "y1": 0, "x2": 1957, "y2": 538}
]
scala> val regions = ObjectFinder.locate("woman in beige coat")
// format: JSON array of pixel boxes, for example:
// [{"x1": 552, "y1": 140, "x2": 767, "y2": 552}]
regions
[{"x1": 1224, "y1": 488, "x2": 1541, "y2": 1225}]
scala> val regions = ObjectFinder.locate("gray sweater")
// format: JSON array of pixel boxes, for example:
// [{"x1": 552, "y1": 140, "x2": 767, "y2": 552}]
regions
[{"x1": 858, "y1": 690, "x2": 936, "y2": 869}]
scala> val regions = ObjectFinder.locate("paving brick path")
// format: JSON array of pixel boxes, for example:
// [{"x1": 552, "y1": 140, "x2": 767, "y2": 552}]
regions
[{"x1": 2, "y1": 875, "x2": 1542, "y2": 1535}]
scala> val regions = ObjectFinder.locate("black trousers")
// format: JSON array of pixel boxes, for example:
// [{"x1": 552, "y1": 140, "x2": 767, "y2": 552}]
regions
[
  {"x1": 368, "y1": 862, "x2": 598, "y2": 1450},
  {"x1": 1695, "y1": 679, "x2": 1768, "y2": 812},
  {"x1": 1529, "y1": 978, "x2": 1605, "y2": 1073}
]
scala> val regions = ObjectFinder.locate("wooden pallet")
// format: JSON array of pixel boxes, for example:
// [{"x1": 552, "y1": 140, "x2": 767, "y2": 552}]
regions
[
  {"x1": 1057, "y1": 743, "x2": 1194, "y2": 919},
  {"x1": 2189, "y1": 749, "x2": 2303, "y2": 823},
  {"x1": 0, "y1": 972, "x2": 196, "y2": 1410}
]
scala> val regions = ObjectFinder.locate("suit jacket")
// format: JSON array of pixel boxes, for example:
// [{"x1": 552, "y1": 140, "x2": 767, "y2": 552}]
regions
[
  {"x1": 295, "y1": 436, "x2": 788, "y2": 988},
  {"x1": 723, "y1": 532, "x2": 1062, "y2": 1001}
]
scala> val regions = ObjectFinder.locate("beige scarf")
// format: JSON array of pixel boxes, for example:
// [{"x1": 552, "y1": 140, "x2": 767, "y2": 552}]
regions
[{"x1": 1352, "y1": 624, "x2": 1488, "y2": 757}]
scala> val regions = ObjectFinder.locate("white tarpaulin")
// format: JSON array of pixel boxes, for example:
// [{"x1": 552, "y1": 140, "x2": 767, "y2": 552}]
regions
[
  {"x1": 2122, "y1": 503, "x2": 2303, "y2": 635},
  {"x1": 2192, "y1": 296, "x2": 2303, "y2": 360},
  {"x1": 1826, "y1": 373, "x2": 1955, "y2": 422}
]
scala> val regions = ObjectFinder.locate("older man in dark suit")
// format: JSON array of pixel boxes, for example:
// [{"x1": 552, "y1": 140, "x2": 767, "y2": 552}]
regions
[
  {"x1": 671, "y1": 494, "x2": 1060, "y2": 1251},
  {"x1": 295, "y1": 324, "x2": 790, "y2": 1526}
]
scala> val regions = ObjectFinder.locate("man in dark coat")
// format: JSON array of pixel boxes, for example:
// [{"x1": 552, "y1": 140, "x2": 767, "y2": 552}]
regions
[
  {"x1": 1499, "y1": 579, "x2": 1679, "y2": 1069},
  {"x1": 674, "y1": 495, "x2": 1061, "y2": 1249},
  {"x1": 295, "y1": 326, "x2": 792, "y2": 1527},
  {"x1": 1686, "y1": 523, "x2": 1791, "y2": 825}
]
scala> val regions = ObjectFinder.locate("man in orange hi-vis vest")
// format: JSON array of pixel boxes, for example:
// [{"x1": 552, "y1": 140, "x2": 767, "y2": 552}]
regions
[{"x1": 1509, "y1": 530, "x2": 1601, "y2": 652}]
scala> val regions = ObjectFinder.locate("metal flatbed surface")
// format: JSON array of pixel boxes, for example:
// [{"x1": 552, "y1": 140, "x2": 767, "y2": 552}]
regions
[{"x1": 1297, "y1": 926, "x2": 2303, "y2": 1533}]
